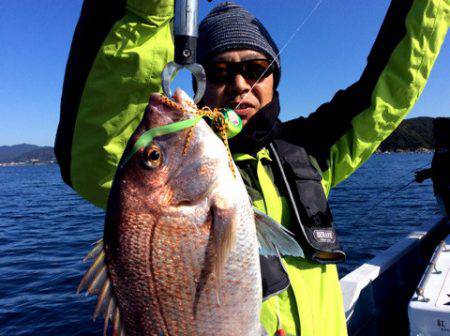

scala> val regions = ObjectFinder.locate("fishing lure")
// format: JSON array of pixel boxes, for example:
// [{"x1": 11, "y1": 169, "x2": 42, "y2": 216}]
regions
[{"x1": 159, "y1": 94, "x2": 242, "y2": 175}]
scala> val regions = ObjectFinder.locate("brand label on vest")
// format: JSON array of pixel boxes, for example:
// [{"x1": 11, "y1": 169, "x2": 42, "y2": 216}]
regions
[{"x1": 313, "y1": 229, "x2": 336, "y2": 243}]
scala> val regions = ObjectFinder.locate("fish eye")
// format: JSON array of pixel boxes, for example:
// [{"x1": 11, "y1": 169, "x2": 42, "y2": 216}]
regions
[{"x1": 142, "y1": 145, "x2": 163, "y2": 169}]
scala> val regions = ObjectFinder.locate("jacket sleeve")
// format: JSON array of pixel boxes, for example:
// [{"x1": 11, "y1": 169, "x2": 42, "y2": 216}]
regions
[
  {"x1": 281, "y1": 0, "x2": 449, "y2": 193},
  {"x1": 55, "y1": 0, "x2": 174, "y2": 208}
]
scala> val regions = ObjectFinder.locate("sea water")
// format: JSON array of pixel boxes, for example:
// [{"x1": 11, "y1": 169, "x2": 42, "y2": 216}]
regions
[{"x1": 0, "y1": 153, "x2": 439, "y2": 335}]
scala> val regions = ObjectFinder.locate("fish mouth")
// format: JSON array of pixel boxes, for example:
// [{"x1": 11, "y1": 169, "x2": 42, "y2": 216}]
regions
[
  {"x1": 143, "y1": 93, "x2": 190, "y2": 129},
  {"x1": 149, "y1": 92, "x2": 165, "y2": 104},
  {"x1": 149, "y1": 90, "x2": 196, "y2": 114}
]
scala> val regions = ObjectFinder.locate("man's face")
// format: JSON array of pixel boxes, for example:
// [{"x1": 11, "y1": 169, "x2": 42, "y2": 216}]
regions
[{"x1": 202, "y1": 50, "x2": 274, "y2": 126}]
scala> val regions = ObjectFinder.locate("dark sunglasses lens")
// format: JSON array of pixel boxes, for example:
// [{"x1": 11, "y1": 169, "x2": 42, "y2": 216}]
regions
[
  {"x1": 242, "y1": 60, "x2": 272, "y2": 80},
  {"x1": 205, "y1": 60, "x2": 273, "y2": 84},
  {"x1": 205, "y1": 63, "x2": 230, "y2": 84}
]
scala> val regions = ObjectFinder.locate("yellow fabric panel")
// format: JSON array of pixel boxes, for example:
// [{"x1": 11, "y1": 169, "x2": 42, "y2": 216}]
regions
[
  {"x1": 283, "y1": 259, "x2": 347, "y2": 336},
  {"x1": 126, "y1": 0, "x2": 173, "y2": 25},
  {"x1": 71, "y1": 2, "x2": 174, "y2": 208}
]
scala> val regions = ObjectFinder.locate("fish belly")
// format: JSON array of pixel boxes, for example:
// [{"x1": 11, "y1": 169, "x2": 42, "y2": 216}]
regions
[
  {"x1": 194, "y1": 214, "x2": 262, "y2": 336},
  {"x1": 106, "y1": 207, "x2": 261, "y2": 336}
]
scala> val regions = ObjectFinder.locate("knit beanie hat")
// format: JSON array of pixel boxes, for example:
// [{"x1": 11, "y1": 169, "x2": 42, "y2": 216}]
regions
[{"x1": 198, "y1": 2, "x2": 281, "y2": 87}]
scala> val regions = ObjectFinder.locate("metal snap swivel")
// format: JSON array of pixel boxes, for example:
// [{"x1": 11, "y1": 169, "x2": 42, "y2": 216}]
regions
[{"x1": 161, "y1": 62, "x2": 206, "y2": 104}]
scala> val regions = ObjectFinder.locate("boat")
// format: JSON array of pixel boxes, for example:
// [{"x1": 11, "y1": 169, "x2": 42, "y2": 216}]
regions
[
  {"x1": 341, "y1": 215, "x2": 449, "y2": 335},
  {"x1": 409, "y1": 234, "x2": 450, "y2": 335}
]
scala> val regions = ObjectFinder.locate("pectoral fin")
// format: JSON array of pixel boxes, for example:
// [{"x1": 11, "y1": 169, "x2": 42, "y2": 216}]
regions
[
  {"x1": 211, "y1": 200, "x2": 237, "y2": 282},
  {"x1": 193, "y1": 195, "x2": 238, "y2": 310},
  {"x1": 254, "y1": 208, "x2": 304, "y2": 258}
]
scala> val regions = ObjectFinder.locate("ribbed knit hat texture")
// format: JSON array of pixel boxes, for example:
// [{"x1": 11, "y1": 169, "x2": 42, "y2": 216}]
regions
[{"x1": 198, "y1": 2, "x2": 281, "y2": 87}]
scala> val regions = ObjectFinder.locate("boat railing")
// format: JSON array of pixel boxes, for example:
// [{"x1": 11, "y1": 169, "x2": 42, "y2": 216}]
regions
[{"x1": 414, "y1": 240, "x2": 446, "y2": 302}]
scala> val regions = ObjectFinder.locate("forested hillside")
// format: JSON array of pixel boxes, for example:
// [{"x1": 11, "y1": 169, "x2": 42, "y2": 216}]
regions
[
  {"x1": 379, "y1": 117, "x2": 434, "y2": 152},
  {"x1": 0, "y1": 144, "x2": 55, "y2": 164}
]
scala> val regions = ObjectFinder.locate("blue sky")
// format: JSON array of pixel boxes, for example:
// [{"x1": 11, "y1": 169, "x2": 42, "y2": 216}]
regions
[{"x1": 0, "y1": 1, "x2": 448, "y2": 146}]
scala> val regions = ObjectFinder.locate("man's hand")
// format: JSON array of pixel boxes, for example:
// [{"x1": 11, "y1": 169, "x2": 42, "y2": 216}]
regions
[{"x1": 415, "y1": 168, "x2": 432, "y2": 183}]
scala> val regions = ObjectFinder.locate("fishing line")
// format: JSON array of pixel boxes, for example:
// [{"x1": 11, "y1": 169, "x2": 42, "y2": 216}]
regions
[
  {"x1": 397, "y1": 160, "x2": 432, "y2": 182},
  {"x1": 236, "y1": 0, "x2": 323, "y2": 110},
  {"x1": 342, "y1": 159, "x2": 435, "y2": 228},
  {"x1": 353, "y1": 178, "x2": 417, "y2": 223}
]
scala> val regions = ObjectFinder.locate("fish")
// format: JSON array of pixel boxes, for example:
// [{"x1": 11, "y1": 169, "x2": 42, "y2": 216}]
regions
[{"x1": 78, "y1": 89, "x2": 303, "y2": 336}]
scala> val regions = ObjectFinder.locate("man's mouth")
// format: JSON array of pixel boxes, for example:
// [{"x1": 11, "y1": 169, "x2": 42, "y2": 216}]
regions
[{"x1": 231, "y1": 102, "x2": 255, "y2": 118}]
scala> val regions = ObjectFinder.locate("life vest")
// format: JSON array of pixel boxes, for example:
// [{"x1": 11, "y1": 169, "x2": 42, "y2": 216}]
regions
[
  {"x1": 256, "y1": 140, "x2": 345, "y2": 298},
  {"x1": 270, "y1": 140, "x2": 345, "y2": 263}
]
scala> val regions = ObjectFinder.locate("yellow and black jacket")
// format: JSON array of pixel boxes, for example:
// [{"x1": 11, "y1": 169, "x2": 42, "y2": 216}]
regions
[{"x1": 55, "y1": 0, "x2": 449, "y2": 335}]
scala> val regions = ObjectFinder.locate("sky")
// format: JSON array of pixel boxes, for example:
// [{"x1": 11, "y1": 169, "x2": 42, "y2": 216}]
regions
[{"x1": 0, "y1": 1, "x2": 448, "y2": 146}]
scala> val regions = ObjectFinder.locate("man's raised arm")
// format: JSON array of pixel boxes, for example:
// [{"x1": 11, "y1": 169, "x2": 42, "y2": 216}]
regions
[
  {"x1": 55, "y1": 0, "x2": 174, "y2": 208},
  {"x1": 282, "y1": 0, "x2": 449, "y2": 192}
]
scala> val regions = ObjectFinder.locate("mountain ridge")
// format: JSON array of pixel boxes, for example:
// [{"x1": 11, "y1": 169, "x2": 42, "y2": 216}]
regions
[
  {"x1": 378, "y1": 117, "x2": 434, "y2": 152},
  {"x1": 0, "y1": 144, "x2": 55, "y2": 164}
]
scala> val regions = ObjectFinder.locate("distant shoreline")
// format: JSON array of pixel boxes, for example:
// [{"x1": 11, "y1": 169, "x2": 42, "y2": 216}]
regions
[
  {"x1": 0, "y1": 160, "x2": 56, "y2": 167},
  {"x1": 376, "y1": 147, "x2": 433, "y2": 154},
  {"x1": 0, "y1": 150, "x2": 435, "y2": 168}
]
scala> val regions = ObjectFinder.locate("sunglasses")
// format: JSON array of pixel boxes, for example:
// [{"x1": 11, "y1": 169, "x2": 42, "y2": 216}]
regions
[{"x1": 204, "y1": 59, "x2": 274, "y2": 84}]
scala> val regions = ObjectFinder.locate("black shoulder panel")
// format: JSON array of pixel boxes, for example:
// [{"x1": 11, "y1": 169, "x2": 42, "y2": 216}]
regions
[{"x1": 55, "y1": 0, "x2": 127, "y2": 186}]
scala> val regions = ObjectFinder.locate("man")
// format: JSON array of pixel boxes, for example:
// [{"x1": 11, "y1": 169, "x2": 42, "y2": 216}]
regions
[
  {"x1": 55, "y1": 1, "x2": 449, "y2": 335},
  {"x1": 415, "y1": 118, "x2": 450, "y2": 218}
]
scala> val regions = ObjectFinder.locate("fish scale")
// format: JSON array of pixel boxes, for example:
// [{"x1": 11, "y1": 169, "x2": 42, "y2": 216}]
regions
[{"x1": 151, "y1": 217, "x2": 202, "y2": 335}]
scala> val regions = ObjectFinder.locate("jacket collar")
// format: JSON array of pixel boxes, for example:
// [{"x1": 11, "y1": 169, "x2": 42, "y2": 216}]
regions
[{"x1": 229, "y1": 91, "x2": 282, "y2": 155}]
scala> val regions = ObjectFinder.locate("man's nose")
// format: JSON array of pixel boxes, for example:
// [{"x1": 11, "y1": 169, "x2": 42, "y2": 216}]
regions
[{"x1": 229, "y1": 73, "x2": 250, "y2": 93}]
